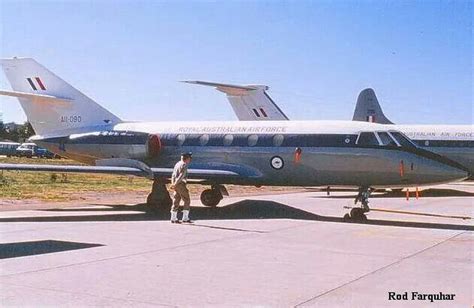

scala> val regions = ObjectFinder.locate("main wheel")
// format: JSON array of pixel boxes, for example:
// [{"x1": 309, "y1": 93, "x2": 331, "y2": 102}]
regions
[
  {"x1": 350, "y1": 208, "x2": 367, "y2": 221},
  {"x1": 200, "y1": 189, "x2": 222, "y2": 207}
]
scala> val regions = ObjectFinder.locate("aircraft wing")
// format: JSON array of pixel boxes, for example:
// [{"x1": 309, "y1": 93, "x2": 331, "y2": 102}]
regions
[
  {"x1": 183, "y1": 80, "x2": 289, "y2": 121},
  {"x1": 0, "y1": 163, "x2": 241, "y2": 181}
]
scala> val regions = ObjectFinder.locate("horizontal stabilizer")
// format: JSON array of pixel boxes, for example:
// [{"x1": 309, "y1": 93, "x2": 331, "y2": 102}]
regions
[
  {"x1": 183, "y1": 80, "x2": 266, "y2": 95},
  {"x1": 183, "y1": 80, "x2": 289, "y2": 121},
  {"x1": 0, "y1": 89, "x2": 72, "y2": 105}
]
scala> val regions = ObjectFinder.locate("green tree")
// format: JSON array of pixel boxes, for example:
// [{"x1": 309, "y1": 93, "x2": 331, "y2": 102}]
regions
[
  {"x1": 0, "y1": 121, "x2": 7, "y2": 140},
  {"x1": 18, "y1": 122, "x2": 35, "y2": 141}
]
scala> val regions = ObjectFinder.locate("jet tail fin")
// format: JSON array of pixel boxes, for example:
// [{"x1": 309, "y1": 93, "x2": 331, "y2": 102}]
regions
[
  {"x1": 183, "y1": 80, "x2": 289, "y2": 121},
  {"x1": 352, "y1": 88, "x2": 393, "y2": 124},
  {"x1": 1, "y1": 57, "x2": 121, "y2": 136}
]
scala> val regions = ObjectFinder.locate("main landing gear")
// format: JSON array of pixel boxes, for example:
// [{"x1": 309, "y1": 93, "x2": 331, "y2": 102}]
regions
[
  {"x1": 146, "y1": 180, "x2": 228, "y2": 210},
  {"x1": 344, "y1": 187, "x2": 372, "y2": 222},
  {"x1": 200, "y1": 184, "x2": 227, "y2": 207}
]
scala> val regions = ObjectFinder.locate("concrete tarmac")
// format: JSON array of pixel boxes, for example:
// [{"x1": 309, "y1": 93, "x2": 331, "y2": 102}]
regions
[{"x1": 0, "y1": 184, "x2": 473, "y2": 307}]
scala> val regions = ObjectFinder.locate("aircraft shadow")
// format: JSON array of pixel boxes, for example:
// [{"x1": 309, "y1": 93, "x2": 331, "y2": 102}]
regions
[
  {"x1": 322, "y1": 188, "x2": 474, "y2": 199},
  {"x1": 1, "y1": 199, "x2": 472, "y2": 231}
]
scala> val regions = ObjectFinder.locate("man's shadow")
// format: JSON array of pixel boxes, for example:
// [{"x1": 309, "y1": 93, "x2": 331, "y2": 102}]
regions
[{"x1": 1, "y1": 199, "x2": 472, "y2": 231}]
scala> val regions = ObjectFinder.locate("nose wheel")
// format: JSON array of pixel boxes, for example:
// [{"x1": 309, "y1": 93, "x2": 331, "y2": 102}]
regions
[{"x1": 344, "y1": 187, "x2": 371, "y2": 222}]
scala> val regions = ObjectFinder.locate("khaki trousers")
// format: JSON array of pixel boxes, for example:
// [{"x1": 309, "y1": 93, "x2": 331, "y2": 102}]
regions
[{"x1": 172, "y1": 183, "x2": 190, "y2": 212}]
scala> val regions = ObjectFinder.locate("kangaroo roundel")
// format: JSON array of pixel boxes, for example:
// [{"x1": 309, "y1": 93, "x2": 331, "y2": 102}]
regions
[{"x1": 270, "y1": 156, "x2": 284, "y2": 170}]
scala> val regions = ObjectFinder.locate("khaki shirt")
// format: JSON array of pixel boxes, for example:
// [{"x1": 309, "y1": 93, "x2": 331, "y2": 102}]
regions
[{"x1": 171, "y1": 160, "x2": 188, "y2": 185}]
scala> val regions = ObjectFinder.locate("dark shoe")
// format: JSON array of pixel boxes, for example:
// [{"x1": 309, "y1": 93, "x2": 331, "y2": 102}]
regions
[
  {"x1": 171, "y1": 220, "x2": 181, "y2": 224},
  {"x1": 181, "y1": 219, "x2": 193, "y2": 223}
]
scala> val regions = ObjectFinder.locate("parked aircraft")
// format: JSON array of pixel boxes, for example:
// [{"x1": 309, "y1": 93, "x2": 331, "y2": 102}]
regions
[
  {"x1": 190, "y1": 81, "x2": 473, "y2": 176},
  {"x1": 183, "y1": 81, "x2": 288, "y2": 121},
  {"x1": 352, "y1": 88, "x2": 473, "y2": 176},
  {"x1": 0, "y1": 58, "x2": 468, "y2": 221}
]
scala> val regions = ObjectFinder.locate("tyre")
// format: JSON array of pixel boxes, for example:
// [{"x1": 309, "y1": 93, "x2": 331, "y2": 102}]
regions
[
  {"x1": 200, "y1": 189, "x2": 221, "y2": 207},
  {"x1": 350, "y1": 208, "x2": 367, "y2": 221}
]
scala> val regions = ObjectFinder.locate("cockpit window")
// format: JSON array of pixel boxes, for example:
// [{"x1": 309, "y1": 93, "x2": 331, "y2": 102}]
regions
[
  {"x1": 357, "y1": 132, "x2": 379, "y2": 146},
  {"x1": 376, "y1": 132, "x2": 398, "y2": 146},
  {"x1": 389, "y1": 132, "x2": 417, "y2": 148}
]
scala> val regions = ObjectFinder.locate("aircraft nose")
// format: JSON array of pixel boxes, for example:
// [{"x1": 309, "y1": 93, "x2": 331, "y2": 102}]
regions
[
  {"x1": 441, "y1": 165, "x2": 469, "y2": 182},
  {"x1": 446, "y1": 166, "x2": 469, "y2": 182},
  {"x1": 405, "y1": 147, "x2": 469, "y2": 185},
  {"x1": 417, "y1": 160, "x2": 468, "y2": 185}
]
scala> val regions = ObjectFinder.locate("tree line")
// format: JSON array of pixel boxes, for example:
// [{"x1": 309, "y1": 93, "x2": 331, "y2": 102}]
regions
[{"x1": 0, "y1": 122, "x2": 35, "y2": 143}]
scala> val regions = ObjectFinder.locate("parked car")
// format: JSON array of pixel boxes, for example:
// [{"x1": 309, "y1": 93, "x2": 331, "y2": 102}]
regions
[
  {"x1": 0, "y1": 142, "x2": 21, "y2": 157},
  {"x1": 16, "y1": 143, "x2": 57, "y2": 158},
  {"x1": 16, "y1": 143, "x2": 36, "y2": 158},
  {"x1": 35, "y1": 147, "x2": 57, "y2": 159}
]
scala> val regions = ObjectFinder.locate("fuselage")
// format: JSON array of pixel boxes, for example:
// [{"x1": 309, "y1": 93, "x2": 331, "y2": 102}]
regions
[
  {"x1": 32, "y1": 120, "x2": 468, "y2": 189},
  {"x1": 394, "y1": 124, "x2": 473, "y2": 175}
]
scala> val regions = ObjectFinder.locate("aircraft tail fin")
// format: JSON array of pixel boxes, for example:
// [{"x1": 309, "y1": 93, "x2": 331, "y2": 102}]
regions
[
  {"x1": 183, "y1": 80, "x2": 289, "y2": 121},
  {"x1": 352, "y1": 88, "x2": 393, "y2": 124},
  {"x1": 1, "y1": 58, "x2": 121, "y2": 136}
]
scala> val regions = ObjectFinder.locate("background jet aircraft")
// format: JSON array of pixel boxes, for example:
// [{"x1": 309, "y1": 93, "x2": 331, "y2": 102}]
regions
[
  {"x1": 352, "y1": 88, "x2": 473, "y2": 176},
  {"x1": 183, "y1": 81, "x2": 289, "y2": 121},
  {"x1": 198, "y1": 81, "x2": 472, "y2": 177},
  {"x1": 0, "y1": 58, "x2": 468, "y2": 221}
]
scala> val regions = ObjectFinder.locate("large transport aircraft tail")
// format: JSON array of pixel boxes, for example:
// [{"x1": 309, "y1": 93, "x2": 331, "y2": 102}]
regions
[
  {"x1": 183, "y1": 80, "x2": 289, "y2": 121},
  {"x1": 352, "y1": 88, "x2": 393, "y2": 124},
  {"x1": 1, "y1": 58, "x2": 121, "y2": 136}
]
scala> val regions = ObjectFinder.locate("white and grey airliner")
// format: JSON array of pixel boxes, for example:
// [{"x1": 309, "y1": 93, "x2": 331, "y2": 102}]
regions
[
  {"x1": 0, "y1": 58, "x2": 468, "y2": 220},
  {"x1": 352, "y1": 88, "x2": 473, "y2": 176},
  {"x1": 188, "y1": 81, "x2": 473, "y2": 177}
]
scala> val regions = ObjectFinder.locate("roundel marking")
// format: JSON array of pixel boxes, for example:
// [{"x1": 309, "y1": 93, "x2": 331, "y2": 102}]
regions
[{"x1": 270, "y1": 156, "x2": 284, "y2": 170}]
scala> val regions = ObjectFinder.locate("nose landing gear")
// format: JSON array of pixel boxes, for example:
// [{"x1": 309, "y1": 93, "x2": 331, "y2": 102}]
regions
[{"x1": 344, "y1": 187, "x2": 371, "y2": 222}]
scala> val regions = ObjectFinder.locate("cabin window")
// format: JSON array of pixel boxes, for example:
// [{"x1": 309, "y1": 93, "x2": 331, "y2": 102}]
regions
[
  {"x1": 273, "y1": 134, "x2": 284, "y2": 146},
  {"x1": 356, "y1": 132, "x2": 379, "y2": 146},
  {"x1": 199, "y1": 134, "x2": 209, "y2": 146},
  {"x1": 223, "y1": 134, "x2": 234, "y2": 146},
  {"x1": 248, "y1": 134, "x2": 259, "y2": 146},
  {"x1": 176, "y1": 134, "x2": 186, "y2": 146}
]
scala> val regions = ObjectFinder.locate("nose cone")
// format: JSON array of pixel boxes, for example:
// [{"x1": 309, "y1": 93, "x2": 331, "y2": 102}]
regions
[
  {"x1": 439, "y1": 165, "x2": 469, "y2": 183},
  {"x1": 415, "y1": 160, "x2": 468, "y2": 185}
]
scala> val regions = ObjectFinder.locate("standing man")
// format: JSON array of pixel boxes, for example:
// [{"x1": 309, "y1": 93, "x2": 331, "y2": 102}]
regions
[{"x1": 170, "y1": 152, "x2": 192, "y2": 223}]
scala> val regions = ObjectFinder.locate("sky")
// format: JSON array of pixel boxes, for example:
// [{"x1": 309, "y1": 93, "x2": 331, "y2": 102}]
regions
[{"x1": 0, "y1": 0, "x2": 472, "y2": 125}]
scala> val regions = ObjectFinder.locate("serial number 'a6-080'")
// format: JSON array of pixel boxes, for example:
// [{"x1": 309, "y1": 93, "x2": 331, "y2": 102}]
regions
[{"x1": 60, "y1": 115, "x2": 82, "y2": 123}]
